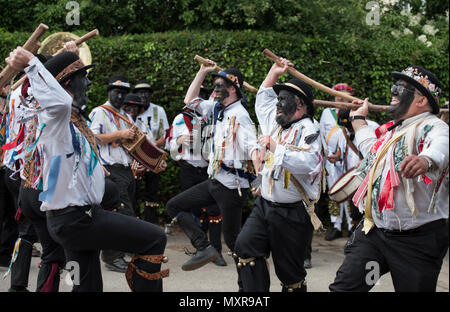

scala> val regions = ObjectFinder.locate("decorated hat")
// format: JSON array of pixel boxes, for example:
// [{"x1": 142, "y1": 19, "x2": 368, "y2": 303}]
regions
[
  {"x1": 332, "y1": 83, "x2": 353, "y2": 95},
  {"x1": 123, "y1": 93, "x2": 146, "y2": 107},
  {"x1": 273, "y1": 78, "x2": 314, "y2": 116},
  {"x1": 211, "y1": 68, "x2": 244, "y2": 99},
  {"x1": 107, "y1": 75, "x2": 131, "y2": 92},
  {"x1": 43, "y1": 51, "x2": 94, "y2": 83},
  {"x1": 391, "y1": 66, "x2": 442, "y2": 114},
  {"x1": 133, "y1": 79, "x2": 153, "y2": 93}
]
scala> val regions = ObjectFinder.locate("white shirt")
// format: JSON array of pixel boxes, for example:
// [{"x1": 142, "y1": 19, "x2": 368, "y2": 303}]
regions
[
  {"x1": 319, "y1": 108, "x2": 345, "y2": 187},
  {"x1": 355, "y1": 112, "x2": 449, "y2": 230},
  {"x1": 139, "y1": 103, "x2": 169, "y2": 141},
  {"x1": 89, "y1": 102, "x2": 132, "y2": 166},
  {"x1": 25, "y1": 57, "x2": 105, "y2": 211},
  {"x1": 256, "y1": 86, "x2": 322, "y2": 203},
  {"x1": 168, "y1": 112, "x2": 209, "y2": 168},
  {"x1": 187, "y1": 98, "x2": 260, "y2": 189}
]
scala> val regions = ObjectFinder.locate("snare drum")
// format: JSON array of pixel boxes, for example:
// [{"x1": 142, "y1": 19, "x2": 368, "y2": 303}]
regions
[{"x1": 328, "y1": 167, "x2": 363, "y2": 203}]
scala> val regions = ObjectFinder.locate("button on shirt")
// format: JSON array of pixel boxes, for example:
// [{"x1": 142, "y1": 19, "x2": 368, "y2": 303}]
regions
[
  {"x1": 355, "y1": 112, "x2": 449, "y2": 230},
  {"x1": 89, "y1": 102, "x2": 132, "y2": 166},
  {"x1": 24, "y1": 57, "x2": 105, "y2": 211},
  {"x1": 256, "y1": 86, "x2": 322, "y2": 203},
  {"x1": 187, "y1": 98, "x2": 260, "y2": 189}
]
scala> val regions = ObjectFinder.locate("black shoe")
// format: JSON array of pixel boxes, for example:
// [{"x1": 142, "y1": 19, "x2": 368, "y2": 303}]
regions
[
  {"x1": 8, "y1": 286, "x2": 30, "y2": 292},
  {"x1": 213, "y1": 254, "x2": 227, "y2": 266},
  {"x1": 181, "y1": 245, "x2": 219, "y2": 271},
  {"x1": 104, "y1": 257, "x2": 128, "y2": 273},
  {"x1": 325, "y1": 228, "x2": 342, "y2": 241},
  {"x1": 304, "y1": 258, "x2": 312, "y2": 269}
]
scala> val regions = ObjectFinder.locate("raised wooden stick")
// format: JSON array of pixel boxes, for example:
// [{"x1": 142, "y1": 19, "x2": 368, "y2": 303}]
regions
[
  {"x1": 12, "y1": 29, "x2": 99, "y2": 90},
  {"x1": 194, "y1": 55, "x2": 258, "y2": 94},
  {"x1": 0, "y1": 23, "x2": 49, "y2": 88}
]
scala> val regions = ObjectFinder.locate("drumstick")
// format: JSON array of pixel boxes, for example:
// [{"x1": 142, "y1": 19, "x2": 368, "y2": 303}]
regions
[
  {"x1": 11, "y1": 29, "x2": 99, "y2": 90},
  {"x1": 194, "y1": 55, "x2": 258, "y2": 94}
]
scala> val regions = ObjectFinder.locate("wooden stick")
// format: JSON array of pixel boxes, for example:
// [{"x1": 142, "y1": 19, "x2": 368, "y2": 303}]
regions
[
  {"x1": 194, "y1": 55, "x2": 258, "y2": 94},
  {"x1": 12, "y1": 29, "x2": 99, "y2": 90},
  {"x1": 314, "y1": 99, "x2": 449, "y2": 114},
  {"x1": 263, "y1": 48, "x2": 368, "y2": 103},
  {"x1": 0, "y1": 23, "x2": 49, "y2": 88}
]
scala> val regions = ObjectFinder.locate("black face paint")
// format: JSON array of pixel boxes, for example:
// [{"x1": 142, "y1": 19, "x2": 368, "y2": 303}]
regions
[
  {"x1": 65, "y1": 71, "x2": 90, "y2": 117},
  {"x1": 387, "y1": 80, "x2": 415, "y2": 120},
  {"x1": 213, "y1": 78, "x2": 230, "y2": 104},
  {"x1": 135, "y1": 90, "x2": 152, "y2": 105},
  {"x1": 275, "y1": 90, "x2": 298, "y2": 128},
  {"x1": 122, "y1": 105, "x2": 140, "y2": 121},
  {"x1": 109, "y1": 88, "x2": 127, "y2": 109}
]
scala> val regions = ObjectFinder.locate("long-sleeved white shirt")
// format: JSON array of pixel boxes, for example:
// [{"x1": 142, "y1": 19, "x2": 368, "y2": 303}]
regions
[
  {"x1": 187, "y1": 98, "x2": 260, "y2": 189},
  {"x1": 355, "y1": 112, "x2": 449, "y2": 230},
  {"x1": 139, "y1": 103, "x2": 169, "y2": 141},
  {"x1": 25, "y1": 57, "x2": 105, "y2": 211},
  {"x1": 256, "y1": 86, "x2": 322, "y2": 203}
]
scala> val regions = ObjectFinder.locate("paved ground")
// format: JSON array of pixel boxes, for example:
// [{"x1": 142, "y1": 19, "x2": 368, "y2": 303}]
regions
[{"x1": 0, "y1": 225, "x2": 448, "y2": 292}]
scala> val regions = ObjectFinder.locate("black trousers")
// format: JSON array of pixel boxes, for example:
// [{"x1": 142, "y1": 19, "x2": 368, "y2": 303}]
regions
[
  {"x1": 179, "y1": 161, "x2": 222, "y2": 253},
  {"x1": 102, "y1": 165, "x2": 135, "y2": 263},
  {"x1": 46, "y1": 205, "x2": 167, "y2": 292},
  {"x1": 329, "y1": 219, "x2": 449, "y2": 292},
  {"x1": 234, "y1": 197, "x2": 313, "y2": 292},
  {"x1": 3, "y1": 168, "x2": 39, "y2": 290},
  {"x1": 18, "y1": 184, "x2": 66, "y2": 292},
  {"x1": 142, "y1": 171, "x2": 160, "y2": 223},
  {"x1": 0, "y1": 167, "x2": 18, "y2": 266},
  {"x1": 166, "y1": 178, "x2": 248, "y2": 252}
]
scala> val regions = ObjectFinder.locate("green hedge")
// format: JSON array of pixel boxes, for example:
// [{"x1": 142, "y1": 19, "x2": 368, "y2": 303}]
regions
[{"x1": 1, "y1": 28, "x2": 448, "y2": 224}]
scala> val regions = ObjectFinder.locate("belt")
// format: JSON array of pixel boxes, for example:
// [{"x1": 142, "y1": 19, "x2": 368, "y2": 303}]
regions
[
  {"x1": 264, "y1": 198, "x2": 304, "y2": 209},
  {"x1": 378, "y1": 219, "x2": 447, "y2": 236},
  {"x1": 220, "y1": 163, "x2": 256, "y2": 182},
  {"x1": 46, "y1": 205, "x2": 91, "y2": 217},
  {"x1": 107, "y1": 163, "x2": 129, "y2": 169}
]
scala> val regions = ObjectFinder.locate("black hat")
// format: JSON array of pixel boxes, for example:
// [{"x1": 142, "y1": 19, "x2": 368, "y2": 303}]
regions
[
  {"x1": 123, "y1": 93, "x2": 146, "y2": 107},
  {"x1": 107, "y1": 75, "x2": 131, "y2": 92},
  {"x1": 43, "y1": 51, "x2": 94, "y2": 83},
  {"x1": 211, "y1": 68, "x2": 244, "y2": 99},
  {"x1": 391, "y1": 66, "x2": 442, "y2": 114},
  {"x1": 133, "y1": 79, "x2": 153, "y2": 93},
  {"x1": 273, "y1": 78, "x2": 314, "y2": 116}
]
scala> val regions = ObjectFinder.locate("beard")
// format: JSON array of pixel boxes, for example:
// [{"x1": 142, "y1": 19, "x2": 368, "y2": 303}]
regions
[
  {"x1": 275, "y1": 102, "x2": 297, "y2": 128},
  {"x1": 386, "y1": 92, "x2": 414, "y2": 120}
]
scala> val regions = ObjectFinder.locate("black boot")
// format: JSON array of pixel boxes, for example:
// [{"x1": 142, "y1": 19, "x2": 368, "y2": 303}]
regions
[
  {"x1": 181, "y1": 245, "x2": 219, "y2": 271},
  {"x1": 325, "y1": 228, "x2": 342, "y2": 241}
]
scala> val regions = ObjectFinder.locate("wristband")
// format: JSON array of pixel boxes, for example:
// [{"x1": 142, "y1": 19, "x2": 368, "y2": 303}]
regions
[{"x1": 349, "y1": 115, "x2": 366, "y2": 122}]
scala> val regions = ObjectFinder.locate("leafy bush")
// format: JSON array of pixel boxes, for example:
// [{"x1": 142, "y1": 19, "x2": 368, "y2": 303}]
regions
[{"x1": 1, "y1": 8, "x2": 448, "y2": 224}]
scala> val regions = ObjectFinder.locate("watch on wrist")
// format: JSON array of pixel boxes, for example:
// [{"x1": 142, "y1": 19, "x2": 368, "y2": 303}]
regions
[
  {"x1": 423, "y1": 156, "x2": 434, "y2": 172},
  {"x1": 349, "y1": 115, "x2": 366, "y2": 122}
]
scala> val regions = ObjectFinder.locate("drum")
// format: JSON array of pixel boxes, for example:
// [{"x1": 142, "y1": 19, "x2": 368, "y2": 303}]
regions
[
  {"x1": 328, "y1": 167, "x2": 363, "y2": 203},
  {"x1": 121, "y1": 126, "x2": 167, "y2": 173}
]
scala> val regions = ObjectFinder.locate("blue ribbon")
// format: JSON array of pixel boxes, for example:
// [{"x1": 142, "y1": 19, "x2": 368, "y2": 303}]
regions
[{"x1": 38, "y1": 155, "x2": 61, "y2": 203}]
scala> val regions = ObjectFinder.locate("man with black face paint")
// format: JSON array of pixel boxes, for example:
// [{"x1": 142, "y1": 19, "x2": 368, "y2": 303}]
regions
[
  {"x1": 165, "y1": 60, "x2": 261, "y2": 273},
  {"x1": 6, "y1": 47, "x2": 168, "y2": 292},
  {"x1": 133, "y1": 80, "x2": 169, "y2": 224},
  {"x1": 233, "y1": 57, "x2": 322, "y2": 292},
  {"x1": 89, "y1": 75, "x2": 138, "y2": 273},
  {"x1": 330, "y1": 66, "x2": 448, "y2": 292}
]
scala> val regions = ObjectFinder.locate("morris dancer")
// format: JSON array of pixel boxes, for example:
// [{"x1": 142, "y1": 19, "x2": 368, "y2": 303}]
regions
[
  {"x1": 234, "y1": 57, "x2": 322, "y2": 292},
  {"x1": 165, "y1": 60, "x2": 261, "y2": 272},
  {"x1": 329, "y1": 66, "x2": 448, "y2": 292},
  {"x1": 6, "y1": 47, "x2": 168, "y2": 292},
  {"x1": 167, "y1": 85, "x2": 226, "y2": 266}
]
